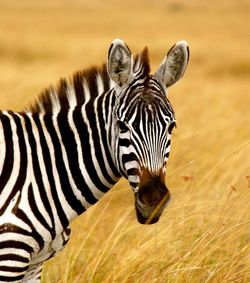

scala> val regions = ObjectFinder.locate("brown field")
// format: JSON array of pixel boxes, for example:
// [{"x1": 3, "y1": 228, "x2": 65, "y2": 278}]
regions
[{"x1": 0, "y1": 0, "x2": 250, "y2": 282}]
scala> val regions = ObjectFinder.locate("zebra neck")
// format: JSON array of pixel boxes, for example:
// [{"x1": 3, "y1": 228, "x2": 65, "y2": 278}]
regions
[
  {"x1": 36, "y1": 88, "x2": 122, "y2": 218},
  {"x1": 1, "y1": 64, "x2": 125, "y2": 225},
  {"x1": 0, "y1": 97, "x2": 121, "y2": 229},
  {"x1": 34, "y1": 91, "x2": 121, "y2": 222}
]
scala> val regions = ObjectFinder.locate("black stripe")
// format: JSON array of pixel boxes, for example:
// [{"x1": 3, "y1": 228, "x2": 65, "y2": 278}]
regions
[
  {"x1": 127, "y1": 168, "x2": 139, "y2": 177},
  {"x1": 58, "y1": 79, "x2": 70, "y2": 109},
  {"x1": 73, "y1": 72, "x2": 85, "y2": 105},
  {"x1": 0, "y1": 254, "x2": 29, "y2": 263},
  {"x1": 0, "y1": 274, "x2": 25, "y2": 282},
  {"x1": 73, "y1": 108, "x2": 110, "y2": 193},
  {"x1": 39, "y1": 88, "x2": 53, "y2": 113},
  {"x1": 28, "y1": 183, "x2": 54, "y2": 236},
  {"x1": 165, "y1": 140, "x2": 171, "y2": 159},
  {"x1": 23, "y1": 114, "x2": 55, "y2": 238},
  {"x1": 166, "y1": 139, "x2": 171, "y2": 148},
  {"x1": 129, "y1": 182, "x2": 139, "y2": 188},
  {"x1": 0, "y1": 265, "x2": 28, "y2": 272},
  {"x1": 0, "y1": 112, "x2": 14, "y2": 195},
  {"x1": 0, "y1": 241, "x2": 33, "y2": 253},
  {"x1": 14, "y1": 206, "x2": 45, "y2": 250},
  {"x1": 98, "y1": 94, "x2": 120, "y2": 178},
  {"x1": 85, "y1": 69, "x2": 98, "y2": 97},
  {"x1": 88, "y1": 98, "x2": 116, "y2": 185},
  {"x1": 119, "y1": 138, "x2": 131, "y2": 148},
  {"x1": 106, "y1": 91, "x2": 117, "y2": 147},
  {"x1": 32, "y1": 114, "x2": 69, "y2": 229},
  {"x1": 0, "y1": 113, "x2": 27, "y2": 215},
  {"x1": 122, "y1": 152, "x2": 138, "y2": 165},
  {"x1": 0, "y1": 223, "x2": 30, "y2": 237},
  {"x1": 57, "y1": 109, "x2": 96, "y2": 205},
  {"x1": 44, "y1": 113, "x2": 84, "y2": 215}
]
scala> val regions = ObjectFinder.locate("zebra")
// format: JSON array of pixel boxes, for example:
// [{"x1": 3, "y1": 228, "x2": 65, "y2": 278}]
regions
[{"x1": 0, "y1": 39, "x2": 189, "y2": 282}]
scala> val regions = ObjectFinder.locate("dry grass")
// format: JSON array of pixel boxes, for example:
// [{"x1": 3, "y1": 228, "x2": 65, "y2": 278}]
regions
[{"x1": 0, "y1": 0, "x2": 250, "y2": 282}]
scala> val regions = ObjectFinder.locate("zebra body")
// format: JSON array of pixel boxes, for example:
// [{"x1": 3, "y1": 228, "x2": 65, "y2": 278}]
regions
[{"x1": 0, "y1": 39, "x2": 189, "y2": 282}]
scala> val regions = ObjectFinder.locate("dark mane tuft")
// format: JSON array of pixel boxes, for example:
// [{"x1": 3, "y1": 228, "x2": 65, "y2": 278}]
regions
[
  {"x1": 27, "y1": 64, "x2": 109, "y2": 114},
  {"x1": 27, "y1": 48, "x2": 151, "y2": 114},
  {"x1": 133, "y1": 47, "x2": 150, "y2": 77}
]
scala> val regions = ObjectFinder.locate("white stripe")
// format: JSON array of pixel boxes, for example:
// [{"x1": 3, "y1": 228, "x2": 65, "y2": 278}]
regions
[
  {"x1": 130, "y1": 132, "x2": 147, "y2": 169},
  {"x1": 53, "y1": 110, "x2": 92, "y2": 216},
  {"x1": 67, "y1": 110, "x2": 93, "y2": 204},
  {"x1": 39, "y1": 114, "x2": 66, "y2": 234},
  {"x1": 0, "y1": 259, "x2": 28, "y2": 268},
  {"x1": 38, "y1": 100, "x2": 45, "y2": 114},
  {"x1": 19, "y1": 182, "x2": 53, "y2": 242},
  {"x1": 82, "y1": 104, "x2": 113, "y2": 188},
  {"x1": 67, "y1": 110, "x2": 92, "y2": 209},
  {"x1": 26, "y1": 113, "x2": 53, "y2": 229},
  {"x1": 0, "y1": 248, "x2": 30, "y2": 258},
  {"x1": 68, "y1": 107, "x2": 104, "y2": 200},
  {"x1": 147, "y1": 122, "x2": 154, "y2": 172},
  {"x1": 133, "y1": 186, "x2": 139, "y2": 193},
  {"x1": 119, "y1": 131, "x2": 130, "y2": 139},
  {"x1": 50, "y1": 89, "x2": 61, "y2": 112},
  {"x1": 0, "y1": 270, "x2": 25, "y2": 277},
  {"x1": 15, "y1": 115, "x2": 53, "y2": 242},
  {"x1": 128, "y1": 175, "x2": 140, "y2": 183},
  {"x1": 124, "y1": 160, "x2": 138, "y2": 171},
  {"x1": 0, "y1": 233, "x2": 37, "y2": 251},
  {"x1": 120, "y1": 144, "x2": 134, "y2": 155},
  {"x1": 48, "y1": 113, "x2": 78, "y2": 220},
  {"x1": 94, "y1": 97, "x2": 118, "y2": 182},
  {"x1": 96, "y1": 73, "x2": 104, "y2": 95},
  {"x1": 0, "y1": 192, "x2": 32, "y2": 234},
  {"x1": 67, "y1": 85, "x2": 77, "y2": 107}
]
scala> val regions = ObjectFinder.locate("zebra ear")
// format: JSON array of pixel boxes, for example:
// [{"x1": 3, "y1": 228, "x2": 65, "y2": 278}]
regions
[
  {"x1": 155, "y1": 41, "x2": 189, "y2": 88},
  {"x1": 107, "y1": 39, "x2": 133, "y2": 88}
]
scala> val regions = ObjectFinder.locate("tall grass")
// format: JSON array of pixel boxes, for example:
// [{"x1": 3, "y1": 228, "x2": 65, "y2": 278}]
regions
[
  {"x1": 0, "y1": 0, "x2": 249, "y2": 282},
  {"x1": 42, "y1": 145, "x2": 250, "y2": 282}
]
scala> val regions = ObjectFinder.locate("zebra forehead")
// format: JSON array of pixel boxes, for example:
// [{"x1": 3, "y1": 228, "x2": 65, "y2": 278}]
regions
[
  {"x1": 119, "y1": 99, "x2": 175, "y2": 127},
  {"x1": 119, "y1": 82, "x2": 175, "y2": 121}
]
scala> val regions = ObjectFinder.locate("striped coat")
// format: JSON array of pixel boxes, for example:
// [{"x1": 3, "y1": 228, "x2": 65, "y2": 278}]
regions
[{"x1": 0, "y1": 39, "x2": 189, "y2": 282}]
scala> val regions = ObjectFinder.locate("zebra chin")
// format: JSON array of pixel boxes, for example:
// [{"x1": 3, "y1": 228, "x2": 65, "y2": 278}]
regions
[
  {"x1": 134, "y1": 192, "x2": 171, "y2": 225},
  {"x1": 135, "y1": 205, "x2": 161, "y2": 224}
]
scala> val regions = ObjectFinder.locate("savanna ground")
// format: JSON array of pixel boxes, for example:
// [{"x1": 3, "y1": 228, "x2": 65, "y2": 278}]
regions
[{"x1": 0, "y1": 0, "x2": 250, "y2": 282}]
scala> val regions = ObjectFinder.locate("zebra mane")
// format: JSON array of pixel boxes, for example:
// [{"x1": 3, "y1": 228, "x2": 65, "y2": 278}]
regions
[
  {"x1": 133, "y1": 47, "x2": 150, "y2": 77},
  {"x1": 27, "y1": 47, "x2": 150, "y2": 114}
]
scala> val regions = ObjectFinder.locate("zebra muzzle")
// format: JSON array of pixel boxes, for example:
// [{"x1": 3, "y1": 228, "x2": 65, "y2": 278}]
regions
[
  {"x1": 135, "y1": 191, "x2": 171, "y2": 224},
  {"x1": 134, "y1": 172, "x2": 171, "y2": 224}
]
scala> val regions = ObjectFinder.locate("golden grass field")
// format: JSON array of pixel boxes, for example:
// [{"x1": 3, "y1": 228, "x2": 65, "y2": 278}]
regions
[{"x1": 0, "y1": 0, "x2": 250, "y2": 282}]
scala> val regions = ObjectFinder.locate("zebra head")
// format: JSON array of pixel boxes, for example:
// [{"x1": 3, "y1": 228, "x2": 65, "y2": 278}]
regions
[{"x1": 108, "y1": 39, "x2": 189, "y2": 224}]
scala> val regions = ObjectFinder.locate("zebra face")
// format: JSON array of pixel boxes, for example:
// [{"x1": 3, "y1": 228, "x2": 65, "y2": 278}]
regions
[
  {"x1": 115, "y1": 86, "x2": 175, "y2": 224},
  {"x1": 108, "y1": 39, "x2": 189, "y2": 224}
]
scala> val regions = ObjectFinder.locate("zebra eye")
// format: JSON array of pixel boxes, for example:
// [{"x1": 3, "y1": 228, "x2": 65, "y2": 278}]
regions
[
  {"x1": 168, "y1": 122, "x2": 176, "y2": 134},
  {"x1": 118, "y1": 121, "x2": 129, "y2": 132}
]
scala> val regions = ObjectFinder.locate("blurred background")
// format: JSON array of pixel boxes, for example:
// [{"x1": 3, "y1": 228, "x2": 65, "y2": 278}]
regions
[{"x1": 0, "y1": 0, "x2": 250, "y2": 282}]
